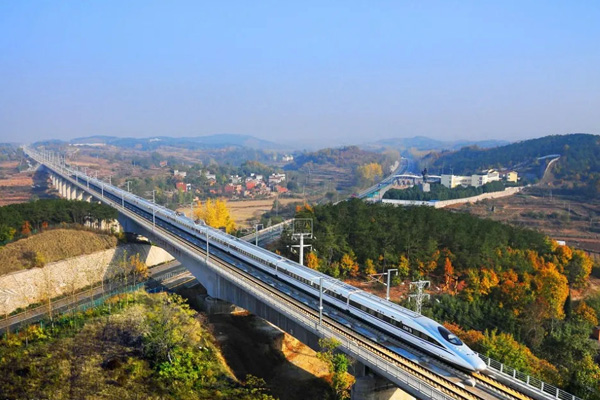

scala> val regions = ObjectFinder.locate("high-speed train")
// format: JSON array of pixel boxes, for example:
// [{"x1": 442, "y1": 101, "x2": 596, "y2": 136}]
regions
[{"x1": 61, "y1": 165, "x2": 486, "y2": 372}]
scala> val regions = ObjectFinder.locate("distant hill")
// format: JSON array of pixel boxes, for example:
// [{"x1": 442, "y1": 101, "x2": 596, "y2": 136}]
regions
[
  {"x1": 363, "y1": 136, "x2": 509, "y2": 152},
  {"x1": 68, "y1": 134, "x2": 286, "y2": 151},
  {"x1": 285, "y1": 146, "x2": 397, "y2": 191},
  {"x1": 425, "y1": 133, "x2": 600, "y2": 195}
]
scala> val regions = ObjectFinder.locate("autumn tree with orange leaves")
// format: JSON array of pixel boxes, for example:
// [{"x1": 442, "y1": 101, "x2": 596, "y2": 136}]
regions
[{"x1": 21, "y1": 221, "x2": 31, "y2": 236}]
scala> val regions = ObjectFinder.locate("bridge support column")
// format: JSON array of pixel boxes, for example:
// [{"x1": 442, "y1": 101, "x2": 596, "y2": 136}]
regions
[
  {"x1": 351, "y1": 364, "x2": 415, "y2": 400},
  {"x1": 83, "y1": 193, "x2": 92, "y2": 203},
  {"x1": 76, "y1": 188, "x2": 83, "y2": 201},
  {"x1": 68, "y1": 185, "x2": 76, "y2": 200}
]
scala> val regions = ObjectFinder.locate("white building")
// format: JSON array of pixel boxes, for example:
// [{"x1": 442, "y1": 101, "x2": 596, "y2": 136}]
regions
[
  {"x1": 441, "y1": 174, "x2": 471, "y2": 188},
  {"x1": 268, "y1": 173, "x2": 286, "y2": 184},
  {"x1": 441, "y1": 169, "x2": 501, "y2": 189}
]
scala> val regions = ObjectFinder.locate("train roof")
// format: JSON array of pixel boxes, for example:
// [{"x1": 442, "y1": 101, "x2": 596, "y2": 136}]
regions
[{"x1": 354, "y1": 291, "x2": 422, "y2": 319}]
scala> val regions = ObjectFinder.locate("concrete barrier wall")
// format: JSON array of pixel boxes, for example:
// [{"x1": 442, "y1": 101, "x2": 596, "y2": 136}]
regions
[
  {"x1": 0, "y1": 243, "x2": 174, "y2": 315},
  {"x1": 381, "y1": 187, "x2": 522, "y2": 208}
]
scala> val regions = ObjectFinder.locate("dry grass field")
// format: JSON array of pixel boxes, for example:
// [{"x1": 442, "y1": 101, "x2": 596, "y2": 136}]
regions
[
  {"x1": 228, "y1": 198, "x2": 299, "y2": 227},
  {"x1": 0, "y1": 229, "x2": 118, "y2": 275},
  {"x1": 178, "y1": 197, "x2": 301, "y2": 227}
]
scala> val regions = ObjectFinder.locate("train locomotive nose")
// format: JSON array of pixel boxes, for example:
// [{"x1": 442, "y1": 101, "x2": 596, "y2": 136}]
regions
[{"x1": 473, "y1": 356, "x2": 487, "y2": 372}]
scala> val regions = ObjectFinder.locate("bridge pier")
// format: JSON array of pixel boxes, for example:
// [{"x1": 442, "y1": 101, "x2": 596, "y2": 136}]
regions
[{"x1": 351, "y1": 364, "x2": 415, "y2": 400}]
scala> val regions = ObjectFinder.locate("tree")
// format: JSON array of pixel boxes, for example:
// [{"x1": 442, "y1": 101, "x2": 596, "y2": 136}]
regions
[
  {"x1": 566, "y1": 250, "x2": 593, "y2": 289},
  {"x1": 364, "y1": 259, "x2": 377, "y2": 276},
  {"x1": 306, "y1": 252, "x2": 320, "y2": 270},
  {"x1": 356, "y1": 163, "x2": 383, "y2": 185},
  {"x1": 143, "y1": 294, "x2": 202, "y2": 364},
  {"x1": 533, "y1": 262, "x2": 569, "y2": 321},
  {"x1": 0, "y1": 226, "x2": 16, "y2": 243},
  {"x1": 21, "y1": 220, "x2": 31, "y2": 236},
  {"x1": 574, "y1": 301, "x2": 598, "y2": 327},
  {"x1": 194, "y1": 199, "x2": 236, "y2": 233},
  {"x1": 441, "y1": 257, "x2": 457, "y2": 294},
  {"x1": 397, "y1": 255, "x2": 410, "y2": 279},
  {"x1": 130, "y1": 253, "x2": 149, "y2": 285},
  {"x1": 571, "y1": 354, "x2": 600, "y2": 397},
  {"x1": 339, "y1": 252, "x2": 359, "y2": 278},
  {"x1": 316, "y1": 338, "x2": 353, "y2": 400}
]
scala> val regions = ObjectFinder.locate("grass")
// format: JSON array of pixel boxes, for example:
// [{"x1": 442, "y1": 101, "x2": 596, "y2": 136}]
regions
[{"x1": 0, "y1": 228, "x2": 118, "y2": 275}]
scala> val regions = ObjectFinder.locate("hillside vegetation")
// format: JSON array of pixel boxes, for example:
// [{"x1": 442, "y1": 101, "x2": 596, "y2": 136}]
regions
[
  {"x1": 285, "y1": 146, "x2": 397, "y2": 191},
  {"x1": 0, "y1": 291, "x2": 274, "y2": 399},
  {"x1": 0, "y1": 199, "x2": 118, "y2": 244},
  {"x1": 0, "y1": 228, "x2": 118, "y2": 275},
  {"x1": 284, "y1": 201, "x2": 599, "y2": 397},
  {"x1": 425, "y1": 134, "x2": 600, "y2": 195}
]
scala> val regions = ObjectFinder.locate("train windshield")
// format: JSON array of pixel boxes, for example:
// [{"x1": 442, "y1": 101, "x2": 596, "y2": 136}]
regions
[{"x1": 438, "y1": 326, "x2": 463, "y2": 346}]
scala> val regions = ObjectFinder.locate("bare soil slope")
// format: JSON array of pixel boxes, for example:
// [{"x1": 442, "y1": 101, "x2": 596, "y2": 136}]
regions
[{"x1": 0, "y1": 229, "x2": 118, "y2": 275}]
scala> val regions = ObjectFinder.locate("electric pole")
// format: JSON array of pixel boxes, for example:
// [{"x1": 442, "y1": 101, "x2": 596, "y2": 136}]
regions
[{"x1": 409, "y1": 280, "x2": 430, "y2": 314}]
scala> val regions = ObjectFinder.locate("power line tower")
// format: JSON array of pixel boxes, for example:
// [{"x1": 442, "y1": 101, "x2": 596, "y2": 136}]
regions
[
  {"x1": 291, "y1": 218, "x2": 313, "y2": 265},
  {"x1": 408, "y1": 280, "x2": 430, "y2": 314}
]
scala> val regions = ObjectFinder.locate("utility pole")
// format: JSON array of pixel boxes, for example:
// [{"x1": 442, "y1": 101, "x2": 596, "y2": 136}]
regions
[
  {"x1": 291, "y1": 218, "x2": 313, "y2": 266},
  {"x1": 409, "y1": 280, "x2": 430, "y2": 314},
  {"x1": 386, "y1": 269, "x2": 398, "y2": 301},
  {"x1": 319, "y1": 277, "x2": 324, "y2": 326},
  {"x1": 206, "y1": 227, "x2": 210, "y2": 264},
  {"x1": 254, "y1": 223, "x2": 263, "y2": 246}
]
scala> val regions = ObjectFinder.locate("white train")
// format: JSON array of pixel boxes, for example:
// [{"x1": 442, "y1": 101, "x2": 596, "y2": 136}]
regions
[{"x1": 76, "y1": 172, "x2": 486, "y2": 372}]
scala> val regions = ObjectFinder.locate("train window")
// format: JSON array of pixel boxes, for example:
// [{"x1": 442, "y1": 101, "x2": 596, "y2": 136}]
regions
[{"x1": 438, "y1": 326, "x2": 463, "y2": 346}]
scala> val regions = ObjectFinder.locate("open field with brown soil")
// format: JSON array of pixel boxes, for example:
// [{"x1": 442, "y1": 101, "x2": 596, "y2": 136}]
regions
[
  {"x1": 228, "y1": 198, "x2": 301, "y2": 227},
  {"x1": 0, "y1": 165, "x2": 57, "y2": 206},
  {"x1": 0, "y1": 165, "x2": 34, "y2": 206},
  {"x1": 448, "y1": 189, "x2": 600, "y2": 256}
]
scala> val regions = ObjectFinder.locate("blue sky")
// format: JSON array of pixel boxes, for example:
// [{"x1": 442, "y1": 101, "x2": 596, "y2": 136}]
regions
[{"x1": 1, "y1": 1, "x2": 598, "y2": 147}]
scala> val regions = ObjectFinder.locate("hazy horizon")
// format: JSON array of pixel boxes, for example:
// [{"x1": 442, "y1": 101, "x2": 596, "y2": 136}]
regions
[{"x1": 1, "y1": 1, "x2": 599, "y2": 147}]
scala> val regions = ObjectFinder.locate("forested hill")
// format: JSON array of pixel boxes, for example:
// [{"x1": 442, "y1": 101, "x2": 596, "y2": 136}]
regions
[
  {"x1": 285, "y1": 200, "x2": 599, "y2": 396},
  {"x1": 425, "y1": 134, "x2": 600, "y2": 192},
  {"x1": 286, "y1": 146, "x2": 390, "y2": 170}
]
